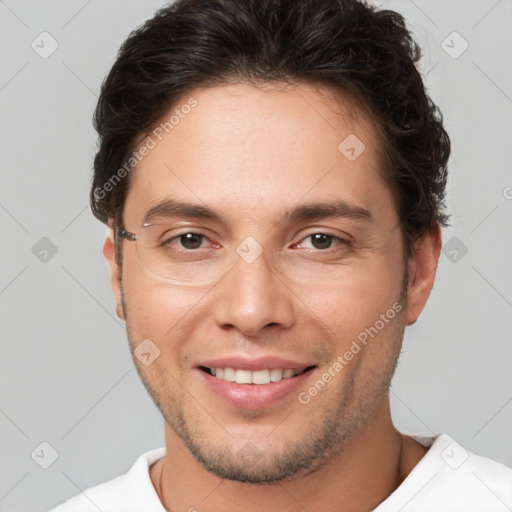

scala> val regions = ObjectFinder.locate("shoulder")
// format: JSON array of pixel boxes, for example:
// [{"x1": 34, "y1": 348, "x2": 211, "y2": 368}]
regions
[
  {"x1": 376, "y1": 433, "x2": 512, "y2": 512},
  {"x1": 45, "y1": 447, "x2": 166, "y2": 512},
  {"x1": 47, "y1": 472, "x2": 129, "y2": 512}
]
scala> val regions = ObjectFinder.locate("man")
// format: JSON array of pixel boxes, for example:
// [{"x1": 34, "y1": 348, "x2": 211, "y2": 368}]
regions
[{"x1": 48, "y1": 0, "x2": 512, "y2": 510}]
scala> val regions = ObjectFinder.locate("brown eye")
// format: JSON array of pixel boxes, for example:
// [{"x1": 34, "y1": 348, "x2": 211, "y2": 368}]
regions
[
  {"x1": 161, "y1": 233, "x2": 207, "y2": 250},
  {"x1": 177, "y1": 233, "x2": 204, "y2": 249},
  {"x1": 291, "y1": 232, "x2": 350, "y2": 254},
  {"x1": 309, "y1": 233, "x2": 335, "y2": 250}
]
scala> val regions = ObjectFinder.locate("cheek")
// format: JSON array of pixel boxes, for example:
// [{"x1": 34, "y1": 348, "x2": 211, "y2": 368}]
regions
[
  {"x1": 122, "y1": 261, "x2": 206, "y2": 346},
  {"x1": 295, "y1": 254, "x2": 404, "y2": 339}
]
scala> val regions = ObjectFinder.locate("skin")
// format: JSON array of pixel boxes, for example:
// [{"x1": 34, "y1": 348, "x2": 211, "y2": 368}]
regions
[{"x1": 103, "y1": 81, "x2": 441, "y2": 512}]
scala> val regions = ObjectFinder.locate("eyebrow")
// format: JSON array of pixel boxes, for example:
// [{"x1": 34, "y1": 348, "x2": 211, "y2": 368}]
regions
[
  {"x1": 143, "y1": 199, "x2": 219, "y2": 225},
  {"x1": 281, "y1": 200, "x2": 372, "y2": 224},
  {"x1": 142, "y1": 198, "x2": 373, "y2": 226}
]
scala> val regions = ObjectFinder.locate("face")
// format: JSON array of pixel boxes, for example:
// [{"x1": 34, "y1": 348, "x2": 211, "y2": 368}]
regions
[{"x1": 105, "y1": 81, "x2": 437, "y2": 483}]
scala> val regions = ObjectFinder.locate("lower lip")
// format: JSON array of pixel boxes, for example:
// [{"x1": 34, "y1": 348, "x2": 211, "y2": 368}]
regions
[{"x1": 197, "y1": 368, "x2": 315, "y2": 409}]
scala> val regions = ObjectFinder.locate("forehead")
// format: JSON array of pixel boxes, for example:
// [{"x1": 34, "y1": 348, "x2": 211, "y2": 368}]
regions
[{"x1": 123, "y1": 81, "x2": 396, "y2": 230}]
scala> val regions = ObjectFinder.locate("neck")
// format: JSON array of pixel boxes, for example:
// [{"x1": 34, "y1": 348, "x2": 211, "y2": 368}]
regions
[{"x1": 151, "y1": 397, "x2": 427, "y2": 512}]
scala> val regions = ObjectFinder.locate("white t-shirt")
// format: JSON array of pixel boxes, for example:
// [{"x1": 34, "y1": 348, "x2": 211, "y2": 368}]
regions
[{"x1": 47, "y1": 433, "x2": 512, "y2": 512}]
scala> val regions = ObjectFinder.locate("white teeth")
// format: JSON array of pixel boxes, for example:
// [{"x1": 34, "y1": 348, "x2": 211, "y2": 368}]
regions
[
  {"x1": 223, "y1": 367, "x2": 236, "y2": 382},
  {"x1": 270, "y1": 368, "x2": 283, "y2": 382},
  {"x1": 235, "y1": 369, "x2": 252, "y2": 384},
  {"x1": 211, "y1": 367, "x2": 302, "y2": 384},
  {"x1": 252, "y1": 369, "x2": 270, "y2": 384}
]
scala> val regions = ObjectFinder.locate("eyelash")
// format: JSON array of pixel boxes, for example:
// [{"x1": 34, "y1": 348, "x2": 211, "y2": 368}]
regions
[
  {"x1": 161, "y1": 232, "x2": 351, "y2": 253},
  {"x1": 292, "y1": 233, "x2": 351, "y2": 252}
]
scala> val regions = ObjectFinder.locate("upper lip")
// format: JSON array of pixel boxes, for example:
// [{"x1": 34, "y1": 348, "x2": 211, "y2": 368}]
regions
[{"x1": 196, "y1": 355, "x2": 317, "y2": 372}]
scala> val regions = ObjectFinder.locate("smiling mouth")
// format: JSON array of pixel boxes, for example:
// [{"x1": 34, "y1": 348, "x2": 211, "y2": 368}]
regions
[{"x1": 198, "y1": 366, "x2": 316, "y2": 385}]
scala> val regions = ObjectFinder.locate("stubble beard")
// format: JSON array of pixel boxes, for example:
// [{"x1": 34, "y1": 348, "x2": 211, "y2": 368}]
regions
[{"x1": 121, "y1": 271, "x2": 408, "y2": 484}]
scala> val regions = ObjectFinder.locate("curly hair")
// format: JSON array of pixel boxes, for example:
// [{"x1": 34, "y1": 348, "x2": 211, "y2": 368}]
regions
[{"x1": 91, "y1": 0, "x2": 450, "y2": 263}]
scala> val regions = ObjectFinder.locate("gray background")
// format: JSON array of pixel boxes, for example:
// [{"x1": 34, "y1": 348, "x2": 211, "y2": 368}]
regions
[{"x1": 0, "y1": 1, "x2": 511, "y2": 511}]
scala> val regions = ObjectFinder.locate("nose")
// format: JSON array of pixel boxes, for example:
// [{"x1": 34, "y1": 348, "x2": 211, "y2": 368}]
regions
[{"x1": 211, "y1": 249, "x2": 295, "y2": 337}]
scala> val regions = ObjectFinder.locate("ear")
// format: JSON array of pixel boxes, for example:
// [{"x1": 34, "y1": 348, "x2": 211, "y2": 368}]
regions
[
  {"x1": 103, "y1": 224, "x2": 124, "y2": 320},
  {"x1": 405, "y1": 226, "x2": 442, "y2": 326}
]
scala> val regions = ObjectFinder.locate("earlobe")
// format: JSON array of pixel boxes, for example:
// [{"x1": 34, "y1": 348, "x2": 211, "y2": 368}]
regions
[
  {"x1": 103, "y1": 225, "x2": 124, "y2": 317},
  {"x1": 103, "y1": 226, "x2": 119, "y2": 275},
  {"x1": 405, "y1": 227, "x2": 442, "y2": 326},
  {"x1": 116, "y1": 303, "x2": 125, "y2": 321}
]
